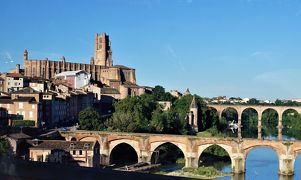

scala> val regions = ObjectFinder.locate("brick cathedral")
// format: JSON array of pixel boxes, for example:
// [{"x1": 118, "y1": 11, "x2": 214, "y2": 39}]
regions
[{"x1": 23, "y1": 33, "x2": 147, "y2": 98}]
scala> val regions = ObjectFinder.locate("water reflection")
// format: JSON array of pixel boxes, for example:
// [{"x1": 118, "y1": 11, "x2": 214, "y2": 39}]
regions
[
  {"x1": 216, "y1": 147, "x2": 301, "y2": 180},
  {"x1": 294, "y1": 155, "x2": 301, "y2": 179}
]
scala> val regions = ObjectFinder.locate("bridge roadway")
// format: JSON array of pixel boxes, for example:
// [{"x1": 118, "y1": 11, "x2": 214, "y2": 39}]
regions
[
  {"x1": 60, "y1": 130, "x2": 301, "y2": 176},
  {"x1": 207, "y1": 104, "x2": 301, "y2": 140}
]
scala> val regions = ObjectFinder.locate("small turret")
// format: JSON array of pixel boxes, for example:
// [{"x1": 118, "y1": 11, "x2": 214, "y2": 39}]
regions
[
  {"x1": 90, "y1": 57, "x2": 94, "y2": 65},
  {"x1": 61, "y1": 56, "x2": 66, "y2": 62},
  {"x1": 190, "y1": 96, "x2": 198, "y2": 109},
  {"x1": 184, "y1": 88, "x2": 191, "y2": 96},
  {"x1": 23, "y1": 49, "x2": 28, "y2": 61},
  {"x1": 188, "y1": 96, "x2": 199, "y2": 132}
]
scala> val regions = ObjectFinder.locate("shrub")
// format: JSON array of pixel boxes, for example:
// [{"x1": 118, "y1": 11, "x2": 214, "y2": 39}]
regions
[{"x1": 12, "y1": 120, "x2": 35, "y2": 127}]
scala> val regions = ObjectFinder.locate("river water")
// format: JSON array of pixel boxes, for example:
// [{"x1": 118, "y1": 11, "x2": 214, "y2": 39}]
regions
[{"x1": 215, "y1": 143, "x2": 301, "y2": 180}]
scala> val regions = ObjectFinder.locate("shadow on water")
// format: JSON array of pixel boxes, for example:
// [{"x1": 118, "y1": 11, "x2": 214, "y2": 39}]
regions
[{"x1": 0, "y1": 156, "x2": 196, "y2": 180}]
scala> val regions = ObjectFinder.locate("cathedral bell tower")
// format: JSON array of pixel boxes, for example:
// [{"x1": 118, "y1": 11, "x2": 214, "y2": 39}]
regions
[
  {"x1": 24, "y1": 49, "x2": 28, "y2": 61},
  {"x1": 94, "y1": 33, "x2": 113, "y2": 67}
]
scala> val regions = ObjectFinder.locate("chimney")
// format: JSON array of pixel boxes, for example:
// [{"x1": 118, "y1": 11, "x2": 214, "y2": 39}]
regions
[{"x1": 16, "y1": 64, "x2": 20, "y2": 73}]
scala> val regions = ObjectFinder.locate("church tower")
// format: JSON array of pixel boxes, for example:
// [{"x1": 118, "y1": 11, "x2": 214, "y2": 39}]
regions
[
  {"x1": 24, "y1": 49, "x2": 28, "y2": 61},
  {"x1": 188, "y1": 96, "x2": 199, "y2": 132},
  {"x1": 94, "y1": 33, "x2": 113, "y2": 67}
]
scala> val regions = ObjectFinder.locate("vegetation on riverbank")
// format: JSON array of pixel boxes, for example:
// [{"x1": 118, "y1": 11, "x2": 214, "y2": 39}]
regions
[
  {"x1": 78, "y1": 84, "x2": 301, "y2": 140},
  {"x1": 0, "y1": 138, "x2": 9, "y2": 155},
  {"x1": 157, "y1": 166, "x2": 231, "y2": 179}
]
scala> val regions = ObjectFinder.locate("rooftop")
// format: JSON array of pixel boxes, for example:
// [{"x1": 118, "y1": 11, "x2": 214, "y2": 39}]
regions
[
  {"x1": 10, "y1": 87, "x2": 41, "y2": 94},
  {"x1": 6, "y1": 73, "x2": 24, "y2": 78},
  {"x1": 28, "y1": 140, "x2": 95, "y2": 151},
  {"x1": 55, "y1": 70, "x2": 88, "y2": 77}
]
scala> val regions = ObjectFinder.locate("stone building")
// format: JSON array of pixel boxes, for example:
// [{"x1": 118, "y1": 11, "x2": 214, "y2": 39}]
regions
[
  {"x1": 1, "y1": 72, "x2": 28, "y2": 93},
  {"x1": 55, "y1": 70, "x2": 90, "y2": 89},
  {"x1": 0, "y1": 77, "x2": 5, "y2": 92},
  {"x1": 23, "y1": 33, "x2": 143, "y2": 99},
  {"x1": 29, "y1": 140, "x2": 100, "y2": 167}
]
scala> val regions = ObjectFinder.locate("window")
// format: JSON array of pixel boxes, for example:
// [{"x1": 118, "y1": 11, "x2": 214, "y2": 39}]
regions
[
  {"x1": 37, "y1": 155, "x2": 43, "y2": 162},
  {"x1": 72, "y1": 150, "x2": 76, "y2": 155},
  {"x1": 79, "y1": 150, "x2": 82, "y2": 155},
  {"x1": 19, "y1": 103, "x2": 23, "y2": 109}
]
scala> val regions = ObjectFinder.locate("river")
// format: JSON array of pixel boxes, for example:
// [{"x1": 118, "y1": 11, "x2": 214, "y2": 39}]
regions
[{"x1": 214, "y1": 138, "x2": 301, "y2": 180}]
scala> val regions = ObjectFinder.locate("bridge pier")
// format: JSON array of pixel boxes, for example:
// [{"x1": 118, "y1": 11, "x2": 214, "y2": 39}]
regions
[
  {"x1": 278, "y1": 117, "x2": 283, "y2": 141},
  {"x1": 185, "y1": 156, "x2": 198, "y2": 168},
  {"x1": 257, "y1": 116, "x2": 262, "y2": 140},
  {"x1": 100, "y1": 150, "x2": 110, "y2": 166},
  {"x1": 232, "y1": 155, "x2": 245, "y2": 174},
  {"x1": 237, "y1": 118, "x2": 242, "y2": 139},
  {"x1": 279, "y1": 155, "x2": 294, "y2": 176},
  {"x1": 140, "y1": 150, "x2": 150, "y2": 163}
]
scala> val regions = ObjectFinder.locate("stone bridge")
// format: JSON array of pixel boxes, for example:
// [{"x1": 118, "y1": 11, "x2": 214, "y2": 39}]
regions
[
  {"x1": 60, "y1": 130, "x2": 301, "y2": 175},
  {"x1": 207, "y1": 104, "x2": 301, "y2": 140}
]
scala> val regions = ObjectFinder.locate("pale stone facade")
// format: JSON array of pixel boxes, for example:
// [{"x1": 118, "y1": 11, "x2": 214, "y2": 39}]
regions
[
  {"x1": 55, "y1": 70, "x2": 91, "y2": 89},
  {"x1": 2, "y1": 73, "x2": 26, "y2": 92}
]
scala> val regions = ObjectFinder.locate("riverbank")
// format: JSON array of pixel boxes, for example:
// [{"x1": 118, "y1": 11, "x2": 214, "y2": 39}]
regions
[{"x1": 156, "y1": 166, "x2": 232, "y2": 179}]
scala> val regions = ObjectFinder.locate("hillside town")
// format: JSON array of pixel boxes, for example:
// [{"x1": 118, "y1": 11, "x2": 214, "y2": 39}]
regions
[
  {"x1": 0, "y1": 33, "x2": 153, "y2": 129},
  {"x1": 1, "y1": 33, "x2": 301, "y2": 179}
]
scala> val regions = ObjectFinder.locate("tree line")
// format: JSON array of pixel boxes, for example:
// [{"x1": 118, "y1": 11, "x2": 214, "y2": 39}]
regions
[{"x1": 78, "y1": 85, "x2": 301, "y2": 140}]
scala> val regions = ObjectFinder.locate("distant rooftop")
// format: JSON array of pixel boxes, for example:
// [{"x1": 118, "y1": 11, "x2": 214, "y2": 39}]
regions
[{"x1": 55, "y1": 70, "x2": 88, "y2": 77}]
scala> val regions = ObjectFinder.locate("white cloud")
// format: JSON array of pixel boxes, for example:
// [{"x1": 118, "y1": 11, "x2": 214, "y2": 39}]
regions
[
  {"x1": 0, "y1": 51, "x2": 14, "y2": 64},
  {"x1": 166, "y1": 44, "x2": 186, "y2": 72},
  {"x1": 250, "y1": 51, "x2": 272, "y2": 59}
]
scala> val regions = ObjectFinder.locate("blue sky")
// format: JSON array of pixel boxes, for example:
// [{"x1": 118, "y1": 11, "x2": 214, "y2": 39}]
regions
[{"x1": 1, "y1": 0, "x2": 301, "y2": 100}]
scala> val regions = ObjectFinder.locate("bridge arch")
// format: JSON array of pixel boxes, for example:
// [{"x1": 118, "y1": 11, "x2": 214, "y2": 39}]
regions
[
  {"x1": 108, "y1": 139, "x2": 141, "y2": 163},
  {"x1": 221, "y1": 107, "x2": 239, "y2": 125},
  {"x1": 241, "y1": 108, "x2": 258, "y2": 138},
  {"x1": 241, "y1": 107, "x2": 258, "y2": 117},
  {"x1": 197, "y1": 144, "x2": 233, "y2": 169},
  {"x1": 281, "y1": 107, "x2": 301, "y2": 120},
  {"x1": 150, "y1": 141, "x2": 187, "y2": 165},
  {"x1": 261, "y1": 108, "x2": 279, "y2": 138},
  {"x1": 243, "y1": 144, "x2": 282, "y2": 160},
  {"x1": 261, "y1": 107, "x2": 279, "y2": 118}
]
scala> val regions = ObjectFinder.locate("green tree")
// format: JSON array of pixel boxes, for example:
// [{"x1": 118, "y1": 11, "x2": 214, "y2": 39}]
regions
[
  {"x1": 262, "y1": 109, "x2": 278, "y2": 137},
  {"x1": 248, "y1": 98, "x2": 259, "y2": 105},
  {"x1": 274, "y1": 99, "x2": 283, "y2": 106},
  {"x1": 0, "y1": 138, "x2": 9, "y2": 155},
  {"x1": 152, "y1": 85, "x2": 175, "y2": 102},
  {"x1": 106, "y1": 94, "x2": 157, "y2": 132},
  {"x1": 79, "y1": 107, "x2": 105, "y2": 131}
]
